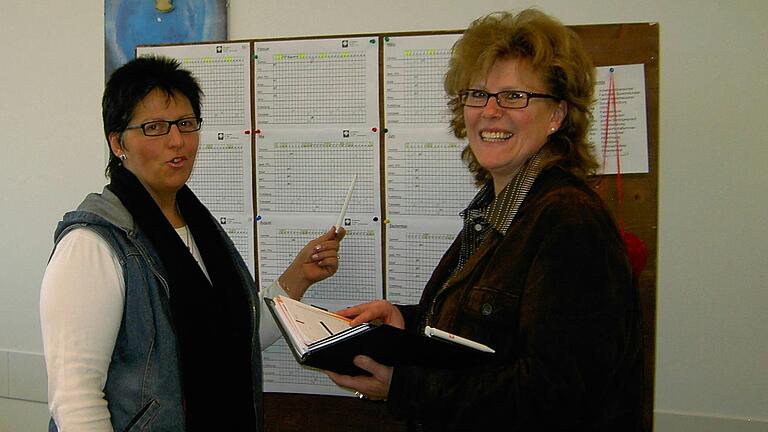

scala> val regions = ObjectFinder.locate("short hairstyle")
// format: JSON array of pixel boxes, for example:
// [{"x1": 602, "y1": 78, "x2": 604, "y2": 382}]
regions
[
  {"x1": 102, "y1": 56, "x2": 203, "y2": 177},
  {"x1": 445, "y1": 9, "x2": 598, "y2": 184}
]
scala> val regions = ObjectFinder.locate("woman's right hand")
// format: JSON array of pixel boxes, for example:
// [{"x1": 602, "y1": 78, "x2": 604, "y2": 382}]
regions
[
  {"x1": 335, "y1": 300, "x2": 405, "y2": 329},
  {"x1": 278, "y1": 227, "x2": 345, "y2": 299}
]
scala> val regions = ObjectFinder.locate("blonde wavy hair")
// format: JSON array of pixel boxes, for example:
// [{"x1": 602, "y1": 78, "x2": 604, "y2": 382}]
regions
[{"x1": 445, "y1": 9, "x2": 598, "y2": 185}]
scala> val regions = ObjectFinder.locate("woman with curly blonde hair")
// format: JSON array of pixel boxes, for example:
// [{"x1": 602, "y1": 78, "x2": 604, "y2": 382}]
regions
[
  {"x1": 445, "y1": 9, "x2": 599, "y2": 186},
  {"x1": 326, "y1": 9, "x2": 643, "y2": 431}
]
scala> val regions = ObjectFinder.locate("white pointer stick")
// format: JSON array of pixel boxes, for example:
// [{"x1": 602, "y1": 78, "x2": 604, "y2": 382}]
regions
[{"x1": 335, "y1": 174, "x2": 357, "y2": 233}]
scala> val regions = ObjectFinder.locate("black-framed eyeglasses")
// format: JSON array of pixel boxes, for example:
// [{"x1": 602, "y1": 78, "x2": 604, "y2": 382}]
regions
[
  {"x1": 459, "y1": 89, "x2": 558, "y2": 109},
  {"x1": 124, "y1": 116, "x2": 203, "y2": 136}
]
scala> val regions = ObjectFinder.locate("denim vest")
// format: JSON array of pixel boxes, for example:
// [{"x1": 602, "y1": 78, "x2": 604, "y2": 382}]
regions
[{"x1": 48, "y1": 188, "x2": 263, "y2": 432}]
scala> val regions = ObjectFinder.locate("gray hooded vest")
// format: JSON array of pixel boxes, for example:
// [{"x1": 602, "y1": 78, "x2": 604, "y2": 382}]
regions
[{"x1": 48, "y1": 187, "x2": 262, "y2": 431}]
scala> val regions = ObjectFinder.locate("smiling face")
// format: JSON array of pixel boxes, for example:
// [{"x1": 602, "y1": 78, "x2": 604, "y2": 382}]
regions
[
  {"x1": 109, "y1": 88, "x2": 199, "y2": 206},
  {"x1": 464, "y1": 58, "x2": 566, "y2": 193}
]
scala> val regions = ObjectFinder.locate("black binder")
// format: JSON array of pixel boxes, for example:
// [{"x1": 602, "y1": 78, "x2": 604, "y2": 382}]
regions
[{"x1": 265, "y1": 296, "x2": 494, "y2": 375}]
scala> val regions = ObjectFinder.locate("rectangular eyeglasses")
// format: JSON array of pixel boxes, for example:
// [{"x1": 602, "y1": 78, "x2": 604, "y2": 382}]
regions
[
  {"x1": 124, "y1": 116, "x2": 203, "y2": 136},
  {"x1": 459, "y1": 89, "x2": 557, "y2": 109}
]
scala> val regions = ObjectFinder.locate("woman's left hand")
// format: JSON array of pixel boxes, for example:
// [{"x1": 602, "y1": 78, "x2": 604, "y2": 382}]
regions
[
  {"x1": 324, "y1": 355, "x2": 393, "y2": 401},
  {"x1": 279, "y1": 227, "x2": 345, "y2": 298}
]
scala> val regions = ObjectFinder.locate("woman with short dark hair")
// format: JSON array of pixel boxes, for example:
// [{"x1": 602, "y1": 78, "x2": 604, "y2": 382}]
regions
[{"x1": 41, "y1": 56, "x2": 344, "y2": 431}]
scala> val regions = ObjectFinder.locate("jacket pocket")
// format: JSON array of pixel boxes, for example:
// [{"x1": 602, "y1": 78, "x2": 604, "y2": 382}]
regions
[
  {"x1": 463, "y1": 286, "x2": 521, "y2": 323},
  {"x1": 460, "y1": 286, "x2": 521, "y2": 351},
  {"x1": 123, "y1": 399, "x2": 160, "y2": 432}
]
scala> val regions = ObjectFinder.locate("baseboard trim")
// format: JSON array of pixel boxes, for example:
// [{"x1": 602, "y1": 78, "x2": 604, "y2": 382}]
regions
[
  {"x1": 0, "y1": 350, "x2": 47, "y2": 403},
  {"x1": 655, "y1": 410, "x2": 767, "y2": 432}
]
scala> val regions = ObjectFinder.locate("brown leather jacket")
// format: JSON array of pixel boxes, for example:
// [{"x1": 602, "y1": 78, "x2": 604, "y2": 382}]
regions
[{"x1": 388, "y1": 168, "x2": 643, "y2": 431}]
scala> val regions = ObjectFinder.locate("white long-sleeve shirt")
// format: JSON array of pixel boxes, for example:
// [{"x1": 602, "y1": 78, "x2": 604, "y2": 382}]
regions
[{"x1": 40, "y1": 227, "x2": 282, "y2": 431}]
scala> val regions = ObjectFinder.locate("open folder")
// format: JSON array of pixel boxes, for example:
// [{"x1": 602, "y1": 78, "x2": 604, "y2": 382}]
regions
[{"x1": 265, "y1": 295, "x2": 495, "y2": 375}]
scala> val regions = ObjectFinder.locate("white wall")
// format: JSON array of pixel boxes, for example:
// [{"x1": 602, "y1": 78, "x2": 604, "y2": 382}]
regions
[
  {"x1": 1, "y1": 0, "x2": 766, "y2": 430},
  {"x1": 1, "y1": 1, "x2": 106, "y2": 431}
]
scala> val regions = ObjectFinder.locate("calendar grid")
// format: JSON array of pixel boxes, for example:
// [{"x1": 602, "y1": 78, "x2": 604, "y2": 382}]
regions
[
  {"x1": 385, "y1": 48, "x2": 453, "y2": 125},
  {"x1": 263, "y1": 340, "x2": 335, "y2": 386},
  {"x1": 259, "y1": 51, "x2": 368, "y2": 125},
  {"x1": 257, "y1": 141, "x2": 375, "y2": 214},
  {"x1": 386, "y1": 141, "x2": 476, "y2": 217},
  {"x1": 387, "y1": 231, "x2": 456, "y2": 304},
  {"x1": 259, "y1": 229, "x2": 379, "y2": 303},
  {"x1": 179, "y1": 57, "x2": 248, "y2": 127},
  {"x1": 188, "y1": 143, "x2": 246, "y2": 213}
]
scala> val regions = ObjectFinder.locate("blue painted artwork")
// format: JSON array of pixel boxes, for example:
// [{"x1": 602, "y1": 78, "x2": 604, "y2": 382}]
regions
[{"x1": 105, "y1": 0, "x2": 227, "y2": 79}]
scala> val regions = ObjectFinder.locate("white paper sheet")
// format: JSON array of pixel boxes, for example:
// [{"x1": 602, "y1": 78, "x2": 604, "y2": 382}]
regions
[
  {"x1": 385, "y1": 130, "x2": 476, "y2": 217},
  {"x1": 589, "y1": 64, "x2": 650, "y2": 174},
  {"x1": 189, "y1": 131, "x2": 253, "y2": 214},
  {"x1": 262, "y1": 338, "x2": 353, "y2": 396},
  {"x1": 254, "y1": 42, "x2": 382, "y2": 392},
  {"x1": 386, "y1": 219, "x2": 462, "y2": 305},
  {"x1": 254, "y1": 37, "x2": 379, "y2": 129},
  {"x1": 383, "y1": 34, "x2": 460, "y2": 126},
  {"x1": 213, "y1": 213, "x2": 255, "y2": 277},
  {"x1": 255, "y1": 129, "x2": 380, "y2": 218},
  {"x1": 137, "y1": 43, "x2": 253, "y2": 132},
  {"x1": 382, "y1": 35, "x2": 477, "y2": 305},
  {"x1": 258, "y1": 216, "x2": 382, "y2": 395}
]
